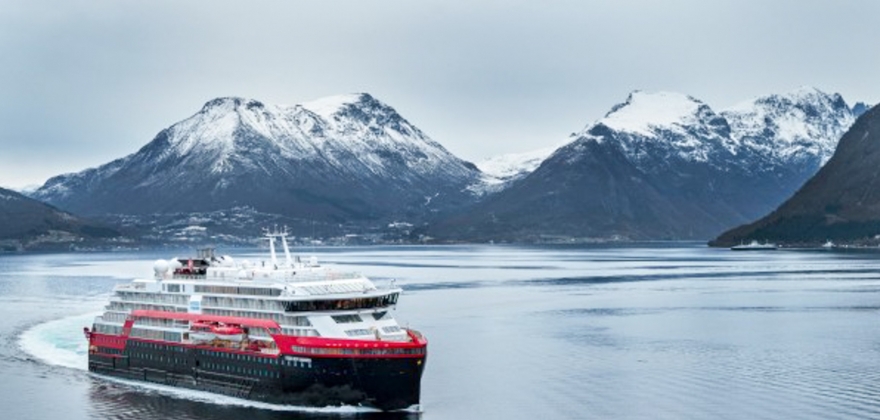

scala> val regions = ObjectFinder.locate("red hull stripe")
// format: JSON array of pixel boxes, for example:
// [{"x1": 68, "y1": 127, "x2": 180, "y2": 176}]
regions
[
  {"x1": 90, "y1": 334, "x2": 427, "y2": 360},
  {"x1": 89, "y1": 332, "x2": 127, "y2": 350},
  {"x1": 130, "y1": 310, "x2": 281, "y2": 329},
  {"x1": 273, "y1": 330, "x2": 427, "y2": 358},
  {"x1": 277, "y1": 332, "x2": 427, "y2": 349}
]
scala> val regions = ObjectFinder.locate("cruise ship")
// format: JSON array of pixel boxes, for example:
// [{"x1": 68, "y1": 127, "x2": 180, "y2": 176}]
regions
[{"x1": 84, "y1": 230, "x2": 427, "y2": 410}]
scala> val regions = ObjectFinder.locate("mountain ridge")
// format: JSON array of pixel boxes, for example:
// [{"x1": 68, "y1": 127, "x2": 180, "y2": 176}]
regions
[
  {"x1": 429, "y1": 87, "x2": 860, "y2": 241},
  {"x1": 29, "y1": 88, "x2": 868, "y2": 244},
  {"x1": 0, "y1": 187, "x2": 121, "y2": 251},
  {"x1": 33, "y1": 93, "x2": 481, "y2": 225}
]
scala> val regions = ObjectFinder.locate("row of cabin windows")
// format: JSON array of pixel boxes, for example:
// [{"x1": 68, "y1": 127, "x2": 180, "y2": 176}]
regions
[
  {"x1": 281, "y1": 327, "x2": 321, "y2": 337},
  {"x1": 131, "y1": 340, "x2": 186, "y2": 352},
  {"x1": 332, "y1": 314, "x2": 362, "y2": 324},
  {"x1": 107, "y1": 301, "x2": 185, "y2": 313},
  {"x1": 194, "y1": 285, "x2": 282, "y2": 296},
  {"x1": 94, "y1": 324, "x2": 123, "y2": 335},
  {"x1": 200, "y1": 308, "x2": 311, "y2": 327},
  {"x1": 96, "y1": 347, "x2": 122, "y2": 355},
  {"x1": 202, "y1": 296, "x2": 286, "y2": 312},
  {"x1": 202, "y1": 362, "x2": 280, "y2": 378},
  {"x1": 101, "y1": 312, "x2": 129, "y2": 323},
  {"x1": 282, "y1": 358, "x2": 312, "y2": 368},
  {"x1": 291, "y1": 345, "x2": 426, "y2": 356},
  {"x1": 134, "y1": 317, "x2": 189, "y2": 329},
  {"x1": 129, "y1": 342, "x2": 278, "y2": 370},
  {"x1": 299, "y1": 282, "x2": 374, "y2": 295},
  {"x1": 136, "y1": 352, "x2": 186, "y2": 365},
  {"x1": 283, "y1": 293, "x2": 399, "y2": 312},
  {"x1": 116, "y1": 291, "x2": 189, "y2": 305},
  {"x1": 345, "y1": 329, "x2": 373, "y2": 337},
  {"x1": 130, "y1": 328, "x2": 182, "y2": 342},
  {"x1": 200, "y1": 349, "x2": 276, "y2": 364}
]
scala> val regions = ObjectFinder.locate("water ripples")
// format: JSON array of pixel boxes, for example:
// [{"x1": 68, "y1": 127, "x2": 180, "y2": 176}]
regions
[{"x1": 6, "y1": 245, "x2": 880, "y2": 419}]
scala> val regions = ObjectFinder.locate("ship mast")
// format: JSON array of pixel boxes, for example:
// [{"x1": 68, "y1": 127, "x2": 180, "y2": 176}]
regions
[
  {"x1": 264, "y1": 226, "x2": 292, "y2": 268},
  {"x1": 280, "y1": 228, "x2": 293, "y2": 267},
  {"x1": 264, "y1": 228, "x2": 278, "y2": 268}
]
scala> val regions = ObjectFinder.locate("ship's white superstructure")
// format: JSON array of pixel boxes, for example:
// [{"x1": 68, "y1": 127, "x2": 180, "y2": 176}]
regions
[{"x1": 91, "y1": 230, "x2": 409, "y2": 349}]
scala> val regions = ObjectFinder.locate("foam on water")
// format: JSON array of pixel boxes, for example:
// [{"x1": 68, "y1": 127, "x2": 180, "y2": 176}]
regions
[
  {"x1": 19, "y1": 312, "x2": 95, "y2": 370},
  {"x1": 18, "y1": 314, "x2": 394, "y2": 414}
]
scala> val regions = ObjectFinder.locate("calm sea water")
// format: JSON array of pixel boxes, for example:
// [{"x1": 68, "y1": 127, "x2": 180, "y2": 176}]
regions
[{"x1": 3, "y1": 244, "x2": 880, "y2": 420}]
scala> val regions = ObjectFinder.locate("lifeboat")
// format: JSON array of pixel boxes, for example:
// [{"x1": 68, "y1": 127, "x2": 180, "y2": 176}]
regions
[
  {"x1": 189, "y1": 322, "x2": 217, "y2": 342},
  {"x1": 212, "y1": 324, "x2": 245, "y2": 342}
]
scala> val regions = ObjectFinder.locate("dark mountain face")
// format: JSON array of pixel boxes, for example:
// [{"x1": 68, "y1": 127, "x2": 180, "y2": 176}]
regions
[
  {"x1": 431, "y1": 137, "x2": 703, "y2": 241},
  {"x1": 430, "y1": 89, "x2": 857, "y2": 242},
  {"x1": 33, "y1": 94, "x2": 480, "y2": 225},
  {"x1": 711, "y1": 105, "x2": 880, "y2": 246},
  {"x1": 0, "y1": 187, "x2": 119, "y2": 250}
]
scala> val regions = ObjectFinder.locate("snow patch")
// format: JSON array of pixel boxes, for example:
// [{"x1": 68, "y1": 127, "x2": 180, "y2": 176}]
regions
[
  {"x1": 476, "y1": 145, "x2": 559, "y2": 181},
  {"x1": 300, "y1": 93, "x2": 367, "y2": 120},
  {"x1": 600, "y1": 91, "x2": 705, "y2": 137},
  {"x1": 0, "y1": 191, "x2": 20, "y2": 201},
  {"x1": 722, "y1": 86, "x2": 854, "y2": 164}
]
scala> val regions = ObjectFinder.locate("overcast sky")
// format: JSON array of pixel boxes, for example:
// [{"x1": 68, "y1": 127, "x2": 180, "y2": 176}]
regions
[{"x1": 1, "y1": 0, "x2": 879, "y2": 189}]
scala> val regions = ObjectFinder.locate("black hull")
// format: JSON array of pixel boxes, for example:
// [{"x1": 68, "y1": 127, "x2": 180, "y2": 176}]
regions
[{"x1": 88, "y1": 342, "x2": 425, "y2": 411}]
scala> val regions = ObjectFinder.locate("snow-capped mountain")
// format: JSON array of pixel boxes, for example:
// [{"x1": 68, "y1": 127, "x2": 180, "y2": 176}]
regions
[
  {"x1": 585, "y1": 88, "x2": 856, "y2": 177},
  {"x1": 722, "y1": 86, "x2": 854, "y2": 169},
  {"x1": 713, "y1": 103, "x2": 880, "y2": 246},
  {"x1": 586, "y1": 91, "x2": 738, "y2": 168},
  {"x1": 430, "y1": 87, "x2": 860, "y2": 241},
  {"x1": 471, "y1": 145, "x2": 561, "y2": 194},
  {"x1": 34, "y1": 94, "x2": 481, "y2": 223}
]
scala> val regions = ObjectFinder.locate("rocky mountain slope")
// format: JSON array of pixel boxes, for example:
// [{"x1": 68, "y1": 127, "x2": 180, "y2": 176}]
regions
[
  {"x1": 0, "y1": 187, "x2": 120, "y2": 251},
  {"x1": 429, "y1": 88, "x2": 860, "y2": 241},
  {"x1": 33, "y1": 94, "x2": 481, "y2": 226},
  {"x1": 712, "y1": 104, "x2": 880, "y2": 246}
]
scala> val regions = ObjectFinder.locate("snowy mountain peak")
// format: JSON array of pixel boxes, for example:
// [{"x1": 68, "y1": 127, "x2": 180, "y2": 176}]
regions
[
  {"x1": 573, "y1": 91, "x2": 734, "y2": 167},
  {"x1": 728, "y1": 86, "x2": 845, "y2": 113},
  {"x1": 146, "y1": 93, "x2": 470, "y2": 181},
  {"x1": 722, "y1": 86, "x2": 854, "y2": 165},
  {"x1": 200, "y1": 97, "x2": 265, "y2": 114},
  {"x1": 299, "y1": 93, "x2": 408, "y2": 127},
  {"x1": 300, "y1": 93, "x2": 374, "y2": 118},
  {"x1": 598, "y1": 91, "x2": 711, "y2": 137}
]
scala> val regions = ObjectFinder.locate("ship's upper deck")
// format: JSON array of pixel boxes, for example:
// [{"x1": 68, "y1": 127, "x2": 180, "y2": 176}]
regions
[{"x1": 118, "y1": 230, "x2": 400, "y2": 301}]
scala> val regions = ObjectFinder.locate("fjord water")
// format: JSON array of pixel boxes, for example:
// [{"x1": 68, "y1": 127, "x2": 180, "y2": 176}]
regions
[{"x1": 4, "y1": 244, "x2": 880, "y2": 420}]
